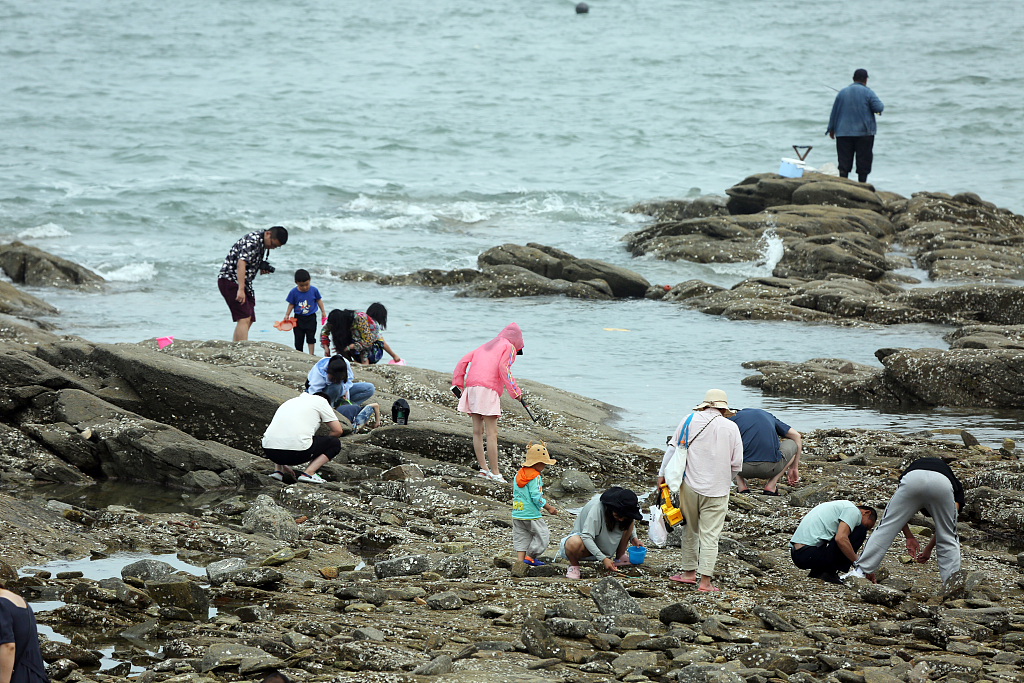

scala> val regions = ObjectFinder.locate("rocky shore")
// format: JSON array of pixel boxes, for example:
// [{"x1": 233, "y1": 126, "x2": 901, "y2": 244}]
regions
[{"x1": 3, "y1": 179, "x2": 1024, "y2": 683}]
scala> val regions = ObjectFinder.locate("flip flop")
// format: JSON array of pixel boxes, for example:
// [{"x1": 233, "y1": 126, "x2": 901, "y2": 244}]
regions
[
  {"x1": 736, "y1": 488, "x2": 751, "y2": 494},
  {"x1": 697, "y1": 585, "x2": 720, "y2": 592},
  {"x1": 669, "y1": 574, "x2": 697, "y2": 584},
  {"x1": 761, "y1": 489, "x2": 780, "y2": 496}
]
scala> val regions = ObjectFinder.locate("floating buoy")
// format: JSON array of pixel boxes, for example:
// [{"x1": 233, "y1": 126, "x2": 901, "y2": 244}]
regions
[
  {"x1": 603, "y1": 328, "x2": 630, "y2": 332},
  {"x1": 663, "y1": 284, "x2": 671, "y2": 291},
  {"x1": 576, "y1": 2, "x2": 589, "y2": 13}
]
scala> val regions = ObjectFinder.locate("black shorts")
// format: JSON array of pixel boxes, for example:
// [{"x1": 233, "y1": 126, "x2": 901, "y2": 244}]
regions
[
  {"x1": 293, "y1": 314, "x2": 318, "y2": 345},
  {"x1": 264, "y1": 436, "x2": 340, "y2": 466}
]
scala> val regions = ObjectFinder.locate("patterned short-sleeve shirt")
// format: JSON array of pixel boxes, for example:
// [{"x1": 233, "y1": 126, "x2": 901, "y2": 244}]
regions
[{"x1": 218, "y1": 231, "x2": 266, "y2": 294}]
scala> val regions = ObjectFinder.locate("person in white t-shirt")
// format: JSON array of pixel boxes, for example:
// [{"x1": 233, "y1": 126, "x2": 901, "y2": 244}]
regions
[{"x1": 262, "y1": 391, "x2": 343, "y2": 484}]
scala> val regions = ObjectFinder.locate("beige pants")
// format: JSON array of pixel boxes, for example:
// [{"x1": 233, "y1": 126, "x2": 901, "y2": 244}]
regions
[{"x1": 680, "y1": 481, "x2": 729, "y2": 577}]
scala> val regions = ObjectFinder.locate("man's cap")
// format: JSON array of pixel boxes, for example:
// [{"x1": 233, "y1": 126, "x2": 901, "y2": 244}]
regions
[
  {"x1": 600, "y1": 486, "x2": 643, "y2": 521},
  {"x1": 523, "y1": 441, "x2": 556, "y2": 467},
  {"x1": 853, "y1": 68, "x2": 869, "y2": 82},
  {"x1": 694, "y1": 388, "x2": 730, "y2": 411}
]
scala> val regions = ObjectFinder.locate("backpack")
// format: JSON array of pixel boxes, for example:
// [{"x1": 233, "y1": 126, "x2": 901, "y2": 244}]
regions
[{"x1": 391, "y1": 399, "x2": 410, "y2": 425}]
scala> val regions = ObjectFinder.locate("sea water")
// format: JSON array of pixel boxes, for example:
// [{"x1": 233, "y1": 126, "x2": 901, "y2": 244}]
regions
[{"x1": 1, "y1": 0, "x2": 1023, "y2": 448}]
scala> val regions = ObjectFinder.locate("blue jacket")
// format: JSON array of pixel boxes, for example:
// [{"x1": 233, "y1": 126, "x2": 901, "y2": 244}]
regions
[
  {"x1": 827, "y1": 82, "x2": 884, "y2": 137},
  {"x1": 306, "y1": 356, "x2": 353, "y2": 399}
]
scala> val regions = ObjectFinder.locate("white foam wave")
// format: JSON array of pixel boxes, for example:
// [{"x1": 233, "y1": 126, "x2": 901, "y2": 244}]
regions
[
  {"x1": 757, "y1": 229, "x2": 785, "y2": 271},
  {"x1": 95, "y1": 262, "x2": 157, "y2": 282},
  {"x1": 18, "y1": 223, "x2": 72, "y2": 239}
]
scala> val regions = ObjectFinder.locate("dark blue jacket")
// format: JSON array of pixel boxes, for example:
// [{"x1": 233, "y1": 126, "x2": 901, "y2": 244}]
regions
[{"x1": 827, "y1": 82, "x2": 884, "y2": 137}]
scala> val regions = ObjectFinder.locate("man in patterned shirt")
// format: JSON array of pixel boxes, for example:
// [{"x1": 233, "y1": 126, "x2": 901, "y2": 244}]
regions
[{"x1": 218, "y1": 226, "x2": 288, "y2": 341}]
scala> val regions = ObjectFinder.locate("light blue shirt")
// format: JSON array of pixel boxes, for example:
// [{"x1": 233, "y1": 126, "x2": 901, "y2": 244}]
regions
[
  {"x1": 791, "y1": 500, "x2": 862, "y2": 547},
  {"x1": 827, "y1": 82, "x2": 884, "y2": 137},
  {"x1": 306, "y1": 356, "x2": 353, "y2": 399},
  {"x1": 512, "y1": 472, "x2": 547, "y2": 520}
]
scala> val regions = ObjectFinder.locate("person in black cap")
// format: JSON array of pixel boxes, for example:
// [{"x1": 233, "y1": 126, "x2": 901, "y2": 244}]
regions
[
  {"x1": 826, "y1": 68, "x2": 884, "y2": 183},
  {"x1": 555, "y1": 487, "x2": 645, "y2": 579}
]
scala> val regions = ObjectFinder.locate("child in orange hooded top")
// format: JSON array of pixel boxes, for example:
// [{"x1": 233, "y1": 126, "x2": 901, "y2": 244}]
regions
[{"x1": 451, "y1": 323, "x2": 525, "y2": 483}]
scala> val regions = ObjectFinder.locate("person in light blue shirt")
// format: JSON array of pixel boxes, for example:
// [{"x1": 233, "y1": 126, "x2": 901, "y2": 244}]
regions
[
  {"x1": 790, "y1": 499, "x2": 876, "y2": 584},
  {"x1": 826, "y1": 68, "x2": 884, "y2": 183},
  {"x1": 305, "y1": 355, "x2": 375, "y2": 409}
]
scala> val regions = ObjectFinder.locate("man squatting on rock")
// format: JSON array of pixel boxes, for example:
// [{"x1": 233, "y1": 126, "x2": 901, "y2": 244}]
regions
[
  {"x1": 845, "y1": 456, "x2": 964, "y2": 584},
  {"x1": 790, "y1": 499, "x2": 877, "y2": 584},
  {"x1": 728, "y1": 408, "x2": 801, "y2": 496},
  {"x1": 827, "y1": 68, "x2": 884, "y2": 183},
  {"x1": 306, "y1": 355, "x2": 376, "y2": 411},
  {"x1": 261, "y1": 391, "x2": 343, "y2": 485},
  {"x1": 556, "y1": 487, "x2": 645, "y2": 580},
  {"x1": 217, "y1": 226, "x2": 288, "y2": 342}
]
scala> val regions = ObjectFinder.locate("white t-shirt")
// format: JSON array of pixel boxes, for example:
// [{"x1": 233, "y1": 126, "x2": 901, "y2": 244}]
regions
[{"x1": 262, "y1": 393, "x2": 338, "y2": 451}]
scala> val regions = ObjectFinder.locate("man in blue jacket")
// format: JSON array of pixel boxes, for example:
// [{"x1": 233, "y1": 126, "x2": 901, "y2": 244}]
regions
[{"x1": 826, "y1": 69, "x2": 884, "y2": 183}]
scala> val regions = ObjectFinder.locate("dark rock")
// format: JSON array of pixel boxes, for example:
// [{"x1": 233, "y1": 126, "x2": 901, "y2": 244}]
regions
[
  {"x1": 590, "y1": 577, "x2": 644, "y2": 616},
  {"x1": 436, "y1": 554, "x2": 470, "y2": 579},
  {"x1": 200, "y1": 643, "x2": 282, "y2": 673},
  {"x1": 335, "y1": 585, "x2": 387, "y2": 606},
  {"x1": 211, "y1": 566, "x2": 283, "y2": 588},
  {"x1": 206, "y1": 558, "x2": 246, "y2": 584},
  {"x1": 412, "y1": 655, "x2": 453, "y2": 675},
  {"x1": 560, "y1": 259, "x2": 651, "y2": 298},
  {"x1": 352, "y1": 626, "x2": 386, "y2": 642},
  {"x1": 39, "y1": 641, "x2": 101, "y2": 665},
  {"x1": 381, "y1": 464, "x2": 424, "y2": 481},
  {"x1": 235, "y1": 605, "x2": 273, "y2": 622},
  {"x1": 478, "y1": 243, "x2": 565, "y2": 280},
  {"x1": 144, "y1": 580, "x2": 209, "y2": 619},
  {"x1": 374, "y1": 555, "x2": 430, "y2": 579},
  {"x1": 0, "y1": 242, "x2": 104, "y2": 290},
  {"x1": 559, "y1": 469, "x2": 596, "y2": 493},
  {"x1": 242, "y1": 495, "x2": 299, "y2": 541},
  {"x1": 659, "y1": 602, "x2": 702, "y2": 625},
  {"x1": 752, "y1": 605, "x2": 796, "y2": 631},
  {"x1": 545, "y1": 617, "x2": 595, "y2": 639},
  {"x1": 425, "y1": 591, "x2": 463, "y2": 610},
  {"x1": 859, "y1": 583, "x2": 907, "y2": 607},
  {"x1": 521, "y1": 617, "x2": 564, "y2": 660}
]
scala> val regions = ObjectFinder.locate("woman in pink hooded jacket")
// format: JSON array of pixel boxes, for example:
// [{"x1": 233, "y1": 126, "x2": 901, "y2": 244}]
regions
[{"x1": 451, "y1": 323, "x2": 524, "y2": 483}]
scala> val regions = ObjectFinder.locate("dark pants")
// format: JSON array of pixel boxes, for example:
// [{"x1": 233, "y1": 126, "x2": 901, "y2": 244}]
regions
[
  {"x1": 836, "y1": 136, "x2": 874, "y2": 182},
  {"x1": 263, "y1": 435, "x2": 341, "y2": 467},
  {"x1": 292, "y1": 314, "x2": 318, "y2": 351},
  {"x1": 790, "y1": 523, "x2": 868, "y2": 575}
]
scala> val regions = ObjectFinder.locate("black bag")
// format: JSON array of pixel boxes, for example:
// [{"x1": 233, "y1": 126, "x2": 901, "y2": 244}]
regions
[{"x1": 391, "y1": 399, "x2": 410, "y2": 425}]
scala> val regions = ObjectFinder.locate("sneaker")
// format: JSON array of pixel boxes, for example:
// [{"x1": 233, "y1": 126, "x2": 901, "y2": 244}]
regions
[
  {"x1": 297, "y1": 472, "x2": 325, "y2": 484},
  {"x1": 808, "y1": 569, "x2": 843, "y2": 584},
  {"x1": 841, "y1": 566, "x2": 866, "y2": 581},
  {"x1": 268, "y1": 471, "x2": 284, "y2": 482},
  {"x1": 523, "y1": 557, "x2": 545, "y2": 567},
  {"x1": 565, "y1": 566, "x2": 581, "y2": 580}
]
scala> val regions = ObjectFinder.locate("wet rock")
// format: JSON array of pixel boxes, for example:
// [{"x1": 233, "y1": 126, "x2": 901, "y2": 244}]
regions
[
  {"x1": 145, "y1": 580, "x2": 209, "y2": 619},
  {"x1": 205, "y1": 557, "x2": 246, "y2": 584},
  {"x1": 374, "y1": 554, "x2": 430, "y2": 579},
  {"x1": 425, "y1": 591, "x2": 463, "y2": 610},
  {"x1": 911, "y1": 654, "x2": 982, "y2": 678},
  {"x1": 611, "y1": 650, "x2": 658, "y2": 675},
  {"x1": 0, "y1": 242, "x2": 104, "y2": 290},
  {"x1": 200, "y1": 643, "x2": 281, "y2": 673},
  {"x1": 560, "y1": 259, "x2": 650, "y2": 298},
  {"x1": 701, "y1": 615, "x2": 737, "y2": 641},
  {"x1": 521, "y1": 617, "x2": 564, "y2": 660},
  {"x1": 738, "y1": 649, "x2": 800, "y2": 673},
  {"x1": 637, "y1": 635, "x2": 680, "y2": 651},
  {"x1": 773, "y1": 233, "x2": 889, "y2": 281},
  {"x1": 45, "y1": 658, "x2": 79, "y2": 680},
  {"x1": 339, "y1": 641, "x2": 422, "y2": 671},
  {"x1": 590, "y1": 577, "x2": 644, "y2": 616},
  {"x1": 39, "y1": 641, "x2": 102, "y2": 665},
  {"x1": 675, "y1": 662, "x2": 746, "y2": 683},
  {"x1": 788, "y1": 480, "x2": 838, "y2": 508},
  {"x1": 458, "y1": 264, "x2": 611, "y2": 300},
  {"x1": 211, "y1": 566, "x2": 282, "y2": 588},
  {"x1": 478, "y1": 243, "x2": 566, "y2": 279},
  {"x1": 241, "y1": 495, "x2": 299, "y2": 542},
  {"x1": 790, "y1": 180, "x2": 885, "y2": 213},
  {"x1": 234, "y1": 605, "x2": 273, "y2": 623}
]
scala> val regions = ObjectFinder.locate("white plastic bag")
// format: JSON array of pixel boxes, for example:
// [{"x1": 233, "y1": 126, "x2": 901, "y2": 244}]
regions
[
  {"x1": 648, "y1": 505, "x2": 668, "y2": 547},
  {"x1": 663, "y1": 442, "x2": 687, "y2": 493}
]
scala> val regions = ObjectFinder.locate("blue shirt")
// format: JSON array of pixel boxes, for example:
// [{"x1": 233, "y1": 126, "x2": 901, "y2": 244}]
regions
[
  {"x1": 827, "y1": 82, "x2": 884, "y2": 137},
  {"x1": 306, "y1": 356, "x2": 353, "y2": 399},
  {"x1": 791, "y1": 500, "x2": 862, "y2": 547},
  {"x1": 512, "y1": 471, "x2": 547, "y2": 520},
  {"x1": 286, "y1": 286, "x2": 322, "y2": 317},
  {"x1": 729, "y1": 409, "x2": 791, "y2": 463}
]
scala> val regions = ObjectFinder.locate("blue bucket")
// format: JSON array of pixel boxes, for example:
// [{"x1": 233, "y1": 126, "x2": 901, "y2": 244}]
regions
[{"x1": 628, "y1": 546, "x2": 647, "y2": 565}]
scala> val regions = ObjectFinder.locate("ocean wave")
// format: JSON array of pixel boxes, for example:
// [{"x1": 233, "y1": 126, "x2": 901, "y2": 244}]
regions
[
  {"x1": 17, "y1": 223, "x2": 72, "y2": 239},
  {"x1": 95, "y1": 262, "x2": 157, "y2": 282}
]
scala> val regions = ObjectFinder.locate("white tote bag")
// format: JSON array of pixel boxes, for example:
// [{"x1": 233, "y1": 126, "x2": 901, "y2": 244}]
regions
[{"x1": 664, "y1": 413, "x2": 718, "y2": 492}]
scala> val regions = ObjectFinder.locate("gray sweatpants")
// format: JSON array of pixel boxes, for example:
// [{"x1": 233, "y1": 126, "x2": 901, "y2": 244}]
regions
[
  {"x1": 512, "y1": 518, "x2": 550, "y2": 558},
  {"x1": 857, "y1": 469, "x2": 961, "y2": 582}
]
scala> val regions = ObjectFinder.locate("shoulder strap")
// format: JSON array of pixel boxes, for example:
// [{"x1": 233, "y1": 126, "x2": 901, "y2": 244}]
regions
[
  {"x1": 681, "y1": 413, "x2": 718, "y2": 448},
  {"x1": 677, "y1": 413, "x2": 695, "y2": 447}
]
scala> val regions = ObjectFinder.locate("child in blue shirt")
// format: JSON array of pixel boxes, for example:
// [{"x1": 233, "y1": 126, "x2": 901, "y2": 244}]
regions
[
  {"x1": 284, "y1": 269, "x2": 327, "y2": 354},
  {"x1": 512, "y1": 442, "x2": 558, "y2": 566}
]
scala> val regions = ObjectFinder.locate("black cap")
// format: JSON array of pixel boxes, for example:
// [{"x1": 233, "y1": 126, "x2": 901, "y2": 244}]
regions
[
  {"x1": 853, "y1": 68, "x2": 868, "y2": 82},
  {"x1": 600, "y1": 486, "x2": 643, "y2": 521}
]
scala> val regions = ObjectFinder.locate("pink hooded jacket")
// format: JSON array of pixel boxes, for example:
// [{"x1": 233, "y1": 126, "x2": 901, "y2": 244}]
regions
[{"x1": 452, "y1": 323, "x2": 524, "y2": 399}]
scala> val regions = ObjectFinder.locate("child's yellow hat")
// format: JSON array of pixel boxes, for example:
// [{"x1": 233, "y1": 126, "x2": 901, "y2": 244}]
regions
[{"x1": 524, "y1": 441, "x2": 556, "y2": 466}]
